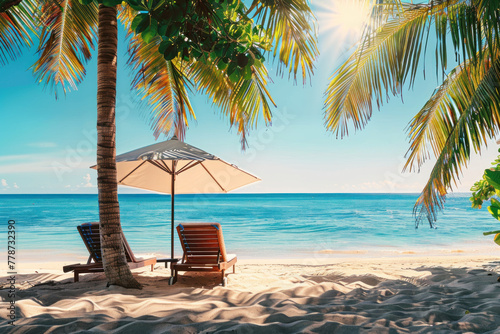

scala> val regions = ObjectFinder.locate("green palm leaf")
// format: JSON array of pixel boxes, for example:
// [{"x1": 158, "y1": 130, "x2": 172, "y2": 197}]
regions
[
  {"x1": 248, "y1": 0, "x2": 319, "y2": 83},
  {"x1": 31, "y1": 0, "x2": 98, "y2": 97},
  {"x1": 324, "y1": 1, "x2": 456, "y2": 138},
  {"x1": 404, "y1": 61, "x2": 472, "y2": 172},
  {"x1": 188, "y1": 56, "x2": 275, "y2": 148},
  {"x1": 323, "y1": 0, "x2": 500, "y2": 225},
  {"x1": 121, "y1": 6, "x2": 276, "y2": 147},
  {"x1": 127, "y1": 35, "x2": 194, "y2": 140},
  {"x1": 412, "y1": 56, "x2": 500, "y2": 227},
  {"x1": 0, "y1": 0, "x2": 36, "y2": 65},
  {"x1": 120, "y1": 8, "x2": 194, "y2": 141}
]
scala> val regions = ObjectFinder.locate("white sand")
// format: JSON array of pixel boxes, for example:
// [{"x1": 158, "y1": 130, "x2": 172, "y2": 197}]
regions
[{"x1": 2, "y1": 255, "x2": 500, "y2": 333}]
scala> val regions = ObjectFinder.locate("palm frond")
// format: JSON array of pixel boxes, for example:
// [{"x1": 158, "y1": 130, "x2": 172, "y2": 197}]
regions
[
  {"x1": 404, "y1": 60, "x2": 474, "y2": 173},
  {"x1": 412, "y1": 56, "x2": 500, "y2": 227},
  {"x1": 368, "y1": 0, "x2": 405, "y2": 26},
  {"x1": 31, "y1": 0, "x2": 98, "y2": 97},
  {"x1": 324, "y1": 3, "x2": 439, "y2": 138},
  {"x1": 188, "y1": 53, "x2": 275, "y2": 148},
  {"x1": 120, "y1": 7, "x2": 194, "y2": 141},
  {"x1": 0, "y1": 0, "x2": 37, "y2": 65},
  {"x1": 248, "y1": 0, "x2": 318, "y2": 83},
  {"x1": 121, "y1": 5, "x2": 276, "y2": 146}
]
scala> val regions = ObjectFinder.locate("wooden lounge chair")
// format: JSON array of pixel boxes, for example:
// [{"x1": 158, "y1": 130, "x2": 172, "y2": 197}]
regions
[
  {"x1": 172, "y1": 222, "x2": 237, "y2": 286},
  {"x1": 63, "y1": 222, "x2": 156, "y2": 282}
]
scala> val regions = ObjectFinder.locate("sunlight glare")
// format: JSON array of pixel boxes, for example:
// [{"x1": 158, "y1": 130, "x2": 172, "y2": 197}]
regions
[
  {"x1": 317, "y1": 0, "x2": 372, "y2": 47},
  {"x1": 333, "y1": 0, "x2": 371, "y2": 37}
]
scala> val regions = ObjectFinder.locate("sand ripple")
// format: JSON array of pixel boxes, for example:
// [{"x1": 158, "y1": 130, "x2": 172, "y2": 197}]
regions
[{"x1": 2, "y1": 258, "x2": 500, "y2": 333}]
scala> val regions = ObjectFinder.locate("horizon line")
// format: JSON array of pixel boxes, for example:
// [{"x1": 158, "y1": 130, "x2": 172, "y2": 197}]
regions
[{"x1": 0, "y1": 192, "x2": 473, "y2": 195}]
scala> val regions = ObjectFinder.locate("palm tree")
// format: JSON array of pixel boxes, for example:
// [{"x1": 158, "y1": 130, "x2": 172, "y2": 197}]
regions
[
  {"x1": 100, "y1": 1, "x2": 318, "y2": 288},
  {"x1": 2, "y1": 0, "x2": 318, "y2": 287},
  {"x1": 96, "y1": 5, "x2": 142, "y2": 288},
  {"x1": 324, "y1": 0, "x2": 500, "y2": 227}
]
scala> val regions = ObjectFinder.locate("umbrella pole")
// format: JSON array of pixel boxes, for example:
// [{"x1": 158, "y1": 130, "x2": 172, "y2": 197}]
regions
[{"x1": 171, "y1": 162, "x2": 176, "y2": 278}]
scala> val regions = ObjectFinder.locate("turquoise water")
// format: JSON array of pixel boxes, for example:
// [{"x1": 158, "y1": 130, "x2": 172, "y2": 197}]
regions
[{"x1": 1, "y1": 193, "x2": 499, "y2": 259}]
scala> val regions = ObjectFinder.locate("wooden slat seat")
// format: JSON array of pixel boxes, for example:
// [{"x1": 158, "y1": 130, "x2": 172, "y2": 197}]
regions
[
  {"x1": 63, "y1": 222, "x2": 156, "y2": 282},
  {"x1": 173, "y1": 223, "x2": 237, "y2": 286}
]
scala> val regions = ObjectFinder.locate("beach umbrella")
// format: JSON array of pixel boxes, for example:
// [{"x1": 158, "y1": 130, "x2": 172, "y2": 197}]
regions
[{"x1": 93, "y1": 135, "x2": 260, "y2": 281}]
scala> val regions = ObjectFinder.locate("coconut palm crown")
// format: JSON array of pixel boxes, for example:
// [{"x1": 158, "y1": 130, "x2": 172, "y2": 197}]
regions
[
  {"x1": 11, "y1": 0, "x2": 317, "y2": 146},
  {"x1": 325, "y1": 0, "x2": 500, "y2": 227},
  {"x1": 3, "y1": 0, "x2": 318, "y2": 145}
]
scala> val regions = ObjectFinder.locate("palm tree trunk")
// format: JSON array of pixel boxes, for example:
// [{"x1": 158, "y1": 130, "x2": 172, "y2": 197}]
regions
[{"x1": 97, "y1": 4, "x2": 141, "y2": 289}]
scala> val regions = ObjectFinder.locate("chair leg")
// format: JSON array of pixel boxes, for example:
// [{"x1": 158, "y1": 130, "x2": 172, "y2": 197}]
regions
[
  {"x1": 221, "y1": 270, "x2": 228, "y2": 287},
  {"x1": 169, "y1": 270, "x2": 178, "y2": 285},
  {"x1": 233, "y1": 265, "x2": 236, "y2": 274},
  {"x1": 150, "y1": 264, "x2": 154, "y2": 271},
  {"x1": 74, "y1": 272, "x2": 79, "y2": 283}
]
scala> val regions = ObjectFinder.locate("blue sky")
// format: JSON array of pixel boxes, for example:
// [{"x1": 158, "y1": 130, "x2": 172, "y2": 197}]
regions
[{"x1": 1, "y1": 1, "x2": 498, "y2": 194}]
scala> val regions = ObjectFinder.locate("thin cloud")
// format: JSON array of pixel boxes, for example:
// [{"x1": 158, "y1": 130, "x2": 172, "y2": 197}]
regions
[
  {"x1": 0, "y1": 154, "x2": 34, "y2": 162},
  {"x1": 0, "y1": 153, "x2": 64, "y2": 173},
  {"x1": 62, "y1": 174, "x2": 96, "y2": 191},
  {"x1": 0, "y1": 154, "x2": 95, "y2": 175},
  {"x1": 82, "y1": 173, "x2": 93, "y2": 188},
  {"x1": 0, "y1": 161, "x2": 54, "y2": 174},
  {"x1": 28, "y1": 142, "x2": 58, "y2": 148}
]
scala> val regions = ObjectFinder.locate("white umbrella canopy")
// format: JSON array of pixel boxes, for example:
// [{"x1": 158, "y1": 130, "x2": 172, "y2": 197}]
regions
[
  {"x1": 92, "y1": 135, "x2": 260, "y2": 280},
  {"x1": 116, "y1": 155, "x2": 259, "y2": 194}
]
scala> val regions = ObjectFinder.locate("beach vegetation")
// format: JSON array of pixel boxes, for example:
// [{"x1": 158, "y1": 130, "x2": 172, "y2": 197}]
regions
[
  {"x1": 324, "y1": 0, "x2": 500, "y2": 228},
  {"x1": 471, "y1": 149, "x2": 500, "y2": 245}
]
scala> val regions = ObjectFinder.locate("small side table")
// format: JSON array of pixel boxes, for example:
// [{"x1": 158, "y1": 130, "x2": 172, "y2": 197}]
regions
[
  {"x1": 157, "y1": 258, "x2": 180, "y2": 269},
  {"x1": 157, "y1": 258, "x2": 180, "y2": 285}
]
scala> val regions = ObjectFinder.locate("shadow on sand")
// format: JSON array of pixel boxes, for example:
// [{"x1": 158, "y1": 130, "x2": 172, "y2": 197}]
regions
[{"x1": 2, "y1": 263, "x2": 500, "y2": 333}]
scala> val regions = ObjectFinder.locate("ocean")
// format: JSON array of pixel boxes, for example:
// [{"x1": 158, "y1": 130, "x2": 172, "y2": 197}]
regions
[{"x1": 1, "y1": 193, "x2": 499, "y2": 260}]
